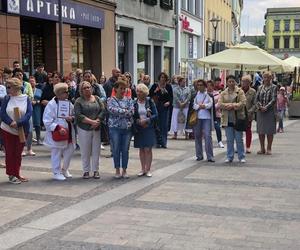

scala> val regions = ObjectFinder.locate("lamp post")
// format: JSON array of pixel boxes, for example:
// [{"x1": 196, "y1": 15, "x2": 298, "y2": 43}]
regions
[
  {"x1": 210, "y1": 18, "x2": 221, "y2": 54},
  {"x1": 58, "y1": 0, "x2": 64, "y2": 75}
]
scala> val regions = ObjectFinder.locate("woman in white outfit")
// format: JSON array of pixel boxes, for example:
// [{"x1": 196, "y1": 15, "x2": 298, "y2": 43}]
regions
[
  {"x1": 74, "y1": 81, "x2": 105, "y2": 179},
  {"x1": 170, "y1": 76, "x2": 191, "y2": 139},
  {"x1": 43, "y1": 82, "x2": 75, "y2": 181}
]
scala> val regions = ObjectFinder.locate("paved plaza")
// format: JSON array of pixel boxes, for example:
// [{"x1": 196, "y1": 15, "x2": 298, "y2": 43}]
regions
[{"x1": 0, "y1": 119, "x2": 300, "y2": 249}]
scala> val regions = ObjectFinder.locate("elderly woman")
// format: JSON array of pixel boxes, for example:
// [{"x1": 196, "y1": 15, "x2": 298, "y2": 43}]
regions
[
  {"x1": 241, "y1": 75, "x2": 256, "y2": 153},
  {"x1": 219, "y1": 75, "x2": 247, "y2": 163},
  {"x1": 43, "y1": 82, "x2": 75, "y2": 181},
  {"x1": 149, "y1": 72, "x2": 173, "y2": 148},
  {"x1": 255, "y1": 71, "x2": 277, "y2": 155},
  {"x1": 193, "y1": 79, "x2": 214, "y2": 162},
  {"x1": 1, "y1": 78, "x2": 32, "y2": 184},
  {"x1": 74, "y1": 81, "x2": 105, "y2": 179},
  {"x1": 107, "y1": 79, "x2": 134, "y2": 178},
  {"x1": 170, "y1": 76, "x2": 191, "y2": 139},
  {"x1": 133, "y1": 83, "x2": 158, "y2": 177}
]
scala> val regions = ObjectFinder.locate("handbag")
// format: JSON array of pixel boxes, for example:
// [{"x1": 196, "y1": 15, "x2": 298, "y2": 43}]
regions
[
  {"x1": 188, "y1": 110, "x2": 197, "y2": 126},
  {"x1": 234, "y1": 93, "x2": 248, "y2": 132},
  {"x1": 52, "y1": 125, "x2": 69, "y2": 141},
  {"x1": 177, "y1": 109, "x2": 186, "y2": 124}
]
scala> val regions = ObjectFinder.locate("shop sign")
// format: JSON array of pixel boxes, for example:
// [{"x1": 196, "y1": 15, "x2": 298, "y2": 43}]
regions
[
  {"x1": 148, "y1": 27, "x2": 170, "y2": 41},
  {"x1": 5, "y1": 0, "x2": 105, "y2": 29},
  {"x1": 181, "y1": 16, "x2": 194, "y2": 33},
  {"x1": 188, "y1": 35, "x2": 193, "y2": 58}
]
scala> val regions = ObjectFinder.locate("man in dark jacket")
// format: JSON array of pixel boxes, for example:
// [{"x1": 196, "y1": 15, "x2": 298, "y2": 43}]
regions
[{"x1": 103, "y1": 68, "x2": 121, "y2": 98}]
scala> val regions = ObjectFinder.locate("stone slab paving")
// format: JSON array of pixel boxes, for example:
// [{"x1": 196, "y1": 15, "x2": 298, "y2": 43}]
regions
[{"x1": 0, "y1": 119, "x2": 299, "y2": 250}]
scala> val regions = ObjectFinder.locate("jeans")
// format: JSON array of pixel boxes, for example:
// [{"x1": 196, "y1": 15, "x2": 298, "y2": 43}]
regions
[
  {"x1": 157, "y1": 104, "x2": 169, "y2": 147},
  {"x1": 225, "y1": 126, "x2": 245, "y2": 161},
  {"x1": 110, "y1": 127, "x2": 131, "y2": 169},
  {"x1": 278, "y1": 110, "x2": 284, "y2": 129},
  {"x1": 214, "y1": 117, "x2": 222, "y2": 143},
  {"x1": 194, "y1": 119, "x2": 214, "y2": 160}
]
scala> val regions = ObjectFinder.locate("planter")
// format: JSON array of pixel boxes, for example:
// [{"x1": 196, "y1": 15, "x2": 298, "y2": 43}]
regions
[{"x1": 288, "y1": 100, "x2": 300, "y2": 117}]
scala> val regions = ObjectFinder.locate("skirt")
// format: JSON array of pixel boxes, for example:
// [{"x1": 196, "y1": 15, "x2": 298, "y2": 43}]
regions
[
  {"x1": 170, "y1": 107, "x2": 189, "y2": 133},
  {"x1": 134, "y1": 126, "x2": 156, "y2": 148},
  {"x1": 256, "y1": 109, "x2": 276, "y2": 135}
]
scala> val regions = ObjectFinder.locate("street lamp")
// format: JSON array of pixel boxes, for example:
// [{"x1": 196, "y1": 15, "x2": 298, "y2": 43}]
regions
[{"x1": 210, "y1": 18, "x2": 221, "y2": 54}]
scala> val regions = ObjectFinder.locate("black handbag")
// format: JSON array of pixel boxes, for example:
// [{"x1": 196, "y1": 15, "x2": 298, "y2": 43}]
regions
[{"x1": 234, "y1": 93, "x2": 248, "y2": 132}]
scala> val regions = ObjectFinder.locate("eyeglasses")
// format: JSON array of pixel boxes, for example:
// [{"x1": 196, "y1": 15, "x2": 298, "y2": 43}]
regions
[{"x1": 83, "y1": 86, "x2": 91, "y2": 90}]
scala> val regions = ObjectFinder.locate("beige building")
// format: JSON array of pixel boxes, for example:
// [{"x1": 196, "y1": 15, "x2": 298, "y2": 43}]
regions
[{"x1": 204, "y1": 0, "x2": 232, "y2": 55}]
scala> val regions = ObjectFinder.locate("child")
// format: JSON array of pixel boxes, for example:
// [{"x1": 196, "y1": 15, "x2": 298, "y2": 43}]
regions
[{"x1": 277, "y1": 86, "x2": 288, "y2": 133}]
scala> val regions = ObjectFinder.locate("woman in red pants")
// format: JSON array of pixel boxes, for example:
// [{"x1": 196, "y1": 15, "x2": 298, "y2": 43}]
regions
[{"x1": 1, "y1": 78, "x2": 32, "y2": 184}]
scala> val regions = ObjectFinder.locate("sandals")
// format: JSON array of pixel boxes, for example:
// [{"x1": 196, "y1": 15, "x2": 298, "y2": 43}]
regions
[
  {"x1": 18, "y1": 176, "x2": 29, "y2": 182},
  {"x1": 257, "y1": 150, "x2": 266, "y2": 155}
]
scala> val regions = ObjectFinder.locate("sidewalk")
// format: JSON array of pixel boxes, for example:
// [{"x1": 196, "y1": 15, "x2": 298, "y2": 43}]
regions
[{"x1": 0, "y1": 119, "x2": 300, "y2": 249}]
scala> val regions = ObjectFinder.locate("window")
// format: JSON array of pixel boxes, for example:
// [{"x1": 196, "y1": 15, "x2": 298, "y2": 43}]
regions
[
  {"x1": 284, "y1": 20, "x2": 290, "y2": 31},
  {"x1": 160, "y1": 0, "x2": 173, "y2": 10},
  {"x1": 163, "y1": 47, "x2": 172, "y2": 77},
  {"x1": 181, "y1": 0, "x2": 187, "y2": 10},
  {"x1": 274, "y1": 37, "x2": 280, "y2": 49},
  {"x1": 295, "y1": 37, "x2": 300, "y2": 49},
  {"x1": 137, "y1": 45, "x2": 149, "y2": 77},
  {"x1": 284, "y1": 37, "x2": 290, "y2": 49},
  {"x1": 187, "y1": 0, "x2": 195, "y2": 15},
  {"x1": 274, "y1": 20, "x2": 280, "y2": 31},
  {"x1": 295, "y1": 20, "x2": 300, "y2": 31},
  {"x1": 71, "y1": 27, "x2": 84, "y2": 70},
  {"x1": 195, "y1": 0, "x2": 202, "y2": 17},
  {"x1": 144, "y1": 0, "x2": 157, "y2": 5}
]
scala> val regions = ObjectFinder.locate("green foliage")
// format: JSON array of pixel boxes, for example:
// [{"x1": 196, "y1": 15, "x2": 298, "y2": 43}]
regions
[{"x1": 292, "y1": 92, "x2": 300, "y2": 101}]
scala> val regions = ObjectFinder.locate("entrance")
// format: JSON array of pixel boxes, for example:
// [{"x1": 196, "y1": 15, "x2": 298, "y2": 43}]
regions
[{"x1": 154, "y1": 46, "x2": 162, "y2": 80}]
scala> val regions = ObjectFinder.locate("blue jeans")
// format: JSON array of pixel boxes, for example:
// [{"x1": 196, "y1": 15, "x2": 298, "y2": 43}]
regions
[
  {"x1": 157, "y1": 104, "x2": 169, "y2": 147},
  {"x1": 214, "y1": 117, "x2": 222, "y2": 143},
  {"x1": 225, "y1": 126, "x2": 245, "y2": 161},
  {"x1": 194, "y1": 119, "x2": 214, "y2": 160},
  {"x1": 277, "y1": 110, "x2": 284, "y2": 129},
  {"x1": 110, "y1": 127, "x2": 131, "y2": 169}
]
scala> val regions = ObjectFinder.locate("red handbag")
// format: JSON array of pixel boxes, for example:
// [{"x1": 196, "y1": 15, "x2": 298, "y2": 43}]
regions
[{"x1": 52, "y1": 125, "x2": 69, "y2": 141}]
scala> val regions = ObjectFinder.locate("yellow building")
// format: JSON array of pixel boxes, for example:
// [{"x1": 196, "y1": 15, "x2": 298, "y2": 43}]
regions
[
  {"x1": 265, "y1": 7, "x2": 300, "y2": 59},
  {"x1": 204, "y1": 0, "x2": 232, "y2": 55}
]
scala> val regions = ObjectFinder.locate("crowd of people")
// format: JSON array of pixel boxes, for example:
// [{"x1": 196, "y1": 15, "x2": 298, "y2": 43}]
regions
[{"x1": 0, "y1": 62, "x2": 289, "y2": 184}]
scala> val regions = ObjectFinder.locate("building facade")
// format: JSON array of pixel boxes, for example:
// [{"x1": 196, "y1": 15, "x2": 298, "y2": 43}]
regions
[
  {"x1": 264, "y1": 7, "x2": 300, "y2": 59},
  {"x1": 204, "y1": 0, "x2": 232, "y2": 56},
  {"x1": 115, "y1": 0, "x2": 175, "y2": 84},
  {"x1": 231, "y1": 0, "x2": 243, "y2": 45},
  {"x1": 0, "y1": 0, "x2": 116, "y2": 78},
  {"x1": 179, "y1": 0, "x2": 205, "y2": 85}
]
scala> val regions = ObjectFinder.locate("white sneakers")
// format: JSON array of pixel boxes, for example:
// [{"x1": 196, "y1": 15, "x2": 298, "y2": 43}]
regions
[
  {"x1": 240, "y1": 158, "x2": 246, "y2": 163},
  {"x1": 218, "y1": 141, "x2": 225, "y2": 148},
  {"x1": 53, "y1": 173, "x2": 66, "y2": 181},
  {"x1": 62, "y1": 169, "x2": 72, "y2": 178}
]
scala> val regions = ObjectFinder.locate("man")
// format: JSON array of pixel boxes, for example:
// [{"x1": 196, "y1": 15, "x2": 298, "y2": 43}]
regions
[
  {"x1": 103, "y1": 68, "x2": 121, "y2": 97},
  {"x1": 142, "y1": 74, "x2": 152, "y2": 89},
  {"x1": 33, "y1": 63, "x2": 47, "y2": 87},
  {"x1": 12, "y1": 61, "x2": 28, "y2": 81},
  {"x1": 13, "y1": 68, "x2": 33, "y2": 99}
]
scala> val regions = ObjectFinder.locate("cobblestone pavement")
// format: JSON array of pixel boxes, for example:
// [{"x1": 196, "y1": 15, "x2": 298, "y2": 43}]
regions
[{"x1": 0, "y1": 120, "x2": 299, "y2": 250}]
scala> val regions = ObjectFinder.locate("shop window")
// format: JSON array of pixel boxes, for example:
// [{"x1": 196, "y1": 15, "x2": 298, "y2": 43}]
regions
[
  {"x1": 274, "y1": 20, "x2": 280, "y2": 32},
  {"x1": 284, "y1": 20, "x2": 290, "y2": 32},
  {"x1": 163, "y1": 47, "x2": 172, "y2": 77},
  {"x1": 71, "y1": 27, "x2": 84, "y2": 71},
  {"x1": 284, "y1": 37, "x2": 290, "y2": 49},
  {"x1": 137, "y1": 45, "x2": 149, "y2": 77},
  {"x1": 295, "y1": 20, "x2": 300, "y2": 31},
  {"x1": 294, "y1": 37, "x2": 300, "y2": 49},
  {"x1": 274, "y1": 37, "x2": 280, "y2": 49}
]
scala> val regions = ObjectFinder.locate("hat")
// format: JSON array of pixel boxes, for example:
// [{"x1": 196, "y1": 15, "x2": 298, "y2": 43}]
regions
[{"x1": 280, "y1": 87, "x2": 285, "y2": 91}]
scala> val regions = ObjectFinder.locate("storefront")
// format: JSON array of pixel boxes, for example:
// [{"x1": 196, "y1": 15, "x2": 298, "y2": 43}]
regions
[
  {"x1": 180, "y1": 14, "x2": 204, "y2": 85},
  {"x1": 0, "y1": 0, "x2": 116, "y2": 78}
]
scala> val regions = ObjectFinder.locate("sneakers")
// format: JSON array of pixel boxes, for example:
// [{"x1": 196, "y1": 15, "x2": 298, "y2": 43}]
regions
[
  {"x1": 145, "y1": 171, "x2": 152, "y2": 177},
  {"x1": 8, "y1": 176, "x2": 21, "y2": 184},
  {"x1": 240, "y1": 158, "x2": 246, "y2": 163},
  {"x1": 62, "y1": 169, "x2": 72, "y2": 178},
  {"x1": 101, "y1": 144, "x2": 105, "y2": 150},
  {"x1": 93, "y1": 171, "x2": 100, "y2": 179},
  {"x1": 218, "y1": 141, "x2": 225, "y2": 148},
  {"x1": 137, "y1": 171, "x2": 145, "y2": 177},
  {"x1": 53, "y1": 173, "x2": 66, "y2": 181},
  {"x1": 225, "y1": 159, "x2": 233, "y2": 163},
  {"x1": 83, "y1": 172, "x2": 90, "y2": 179}
]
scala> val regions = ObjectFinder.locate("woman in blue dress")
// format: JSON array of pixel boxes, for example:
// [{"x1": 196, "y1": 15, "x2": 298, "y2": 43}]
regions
[{"x1": 133, "y1": 84, "x2": 158, "y2": 177}]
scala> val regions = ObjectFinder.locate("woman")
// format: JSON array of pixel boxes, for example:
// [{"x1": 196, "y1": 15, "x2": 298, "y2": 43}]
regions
[
  {"x1": 193, "y1": 79, "x2": 214, "y2": 162},
  {"x1": 1, "y1": 78, "x2": 32, "y2": 184},
  {"x1": 99, "y1": 75, "x2": 106, "y2": 85},
  {"x1": 107, "y1": 79, "x2": 134, "y2": 178},
  {"x1": 133, "y1": 83, "x2": 158, "y2": 177},
  {"x1": 241, "y1": 75, "x2": 256, "y2": 153},
  {"x1": 277, "y1": 86, "x2": 288, "y2": 133},
  {"x1": 207, "y1": 80, "x2": 224, "y2": 148},
  {"x1": 43, "y1": 82, "x2": 75, "y2": 180},
  {"x1": 124, "y1": 72, "x2": 137, "y2": 99},
  {"x1": 170, "y1": 76, "x2": 191, "y2": 139},
  {"x1": 149, "y1": 72, "x2": 173, "y2": 148},
  {"x1": 255, "y1": 71, "x2": 277, "y2": 155},
  {"x1": 30, "y1": 76, "x2": 43, "y2": 145},
  {"x1": 219, "y1": 75, "x2": 247, "y2": 163},
  {"x1": 74, "y1": 81, "x2": 105, "y2": 179}
]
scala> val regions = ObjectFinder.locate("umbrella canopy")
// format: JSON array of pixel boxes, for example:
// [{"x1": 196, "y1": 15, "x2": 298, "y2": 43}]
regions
[
  {"x1": 197, "y1": 42, "x2": 293, "y2": 73},
  {"x1": 284, "y1": 56, "x2": 300, "y2": 68}
]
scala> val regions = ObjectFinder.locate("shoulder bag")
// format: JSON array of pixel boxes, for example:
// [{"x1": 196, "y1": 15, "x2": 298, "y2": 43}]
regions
[{"x1": 234, "y1": 92, "x2": 248, "y2": 132}]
